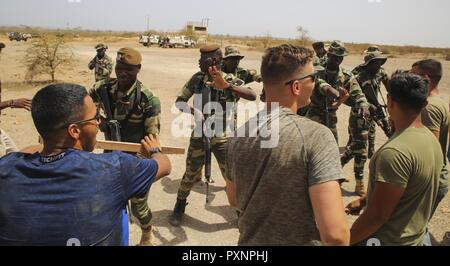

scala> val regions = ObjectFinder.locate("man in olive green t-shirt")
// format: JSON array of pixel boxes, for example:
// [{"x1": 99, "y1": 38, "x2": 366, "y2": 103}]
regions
[
  {"x1": 346, "y1": 71, "x2": 442, "y2": 246},
  {"x1": 411, "y1": 59, "x2": 449, "y2": 213}
]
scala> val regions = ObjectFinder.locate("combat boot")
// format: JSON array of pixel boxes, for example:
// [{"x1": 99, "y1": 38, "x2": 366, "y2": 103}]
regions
[
  {"x1": 355, "y1": 180, "x2": 366, "y2": 197},
  {"x1": 169, "y1": 198, "x2": 187, "y2": 227}
]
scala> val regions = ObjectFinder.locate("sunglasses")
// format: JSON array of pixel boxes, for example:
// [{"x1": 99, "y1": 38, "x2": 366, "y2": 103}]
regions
[
  {"x1": 62, "y1": 109, "x2": 101, "y2": 128},
  {"x1": 285, "y1": 71, "x2": 318, "y2": 86}
]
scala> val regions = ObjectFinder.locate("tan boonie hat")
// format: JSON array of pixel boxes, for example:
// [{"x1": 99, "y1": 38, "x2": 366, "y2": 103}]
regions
[
  {"x1": 95, "y1": 43, "x2": 108, "y2": 51},
  {"x1": 117, "y1": 47, "x2": 142, "y2": 66},
  {"x1": 223, "y1": 46, "x2": 244, "y2": 59},
  {"x1": 200, "y1": 44, "x2": 221, "y2": 54},
  {"x1": 364, "y1": 45, "x2": 381, "y2": 55},
  {"x1": 361, "y1": 46, "x2": 387, "y2": 67},
  {"x1": 327, "y1": 41, "x2": 348, "y2": 57}
]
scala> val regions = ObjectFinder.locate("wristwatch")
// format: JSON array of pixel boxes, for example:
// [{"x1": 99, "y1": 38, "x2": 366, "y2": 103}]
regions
[{"x1": 9, "y1": 99, "x2": 14, "y2": 108}]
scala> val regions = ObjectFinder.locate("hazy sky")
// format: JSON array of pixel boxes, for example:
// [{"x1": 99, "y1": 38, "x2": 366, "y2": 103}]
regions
[{"x1": 1, "y1": 0, "x2": 449, "y2": 48}]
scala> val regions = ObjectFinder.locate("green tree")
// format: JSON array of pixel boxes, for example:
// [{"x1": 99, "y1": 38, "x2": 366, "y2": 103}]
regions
[{"x1": 24, "y1": 33, "x2": 74, "y2": 82}]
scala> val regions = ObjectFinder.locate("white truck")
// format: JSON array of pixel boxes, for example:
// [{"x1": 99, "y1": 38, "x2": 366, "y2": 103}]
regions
[
  {"x1": 7, "y1": 32, "x2": 32, "y2": 42},
  {"x1": 167, "y1": 35, "x2": 196, "y2": 48},
  {"x1": 139, "y1": 35, "x2": 160, "y2": 47}
]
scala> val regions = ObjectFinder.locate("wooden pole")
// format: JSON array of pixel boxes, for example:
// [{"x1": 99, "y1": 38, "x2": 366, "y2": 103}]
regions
[{"x1": 95, "y1": 140, "x2": 185, "y2": 155}]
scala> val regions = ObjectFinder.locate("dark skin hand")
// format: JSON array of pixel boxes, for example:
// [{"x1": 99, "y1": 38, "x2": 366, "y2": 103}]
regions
[
  {"x1": 0, "y1": 98, "x2": 32, "y2": 111},
  {"x1": 314, "y1": 47, "x2": 327, "y2": 58},
  {"x1": 207, "y1": 65, "x2": 256, "y2": 101}
]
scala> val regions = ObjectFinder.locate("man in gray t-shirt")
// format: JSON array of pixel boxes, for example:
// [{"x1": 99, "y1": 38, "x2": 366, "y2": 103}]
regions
[{"x1": 226, "y1": 45, "x2": 349, "y2": 246}]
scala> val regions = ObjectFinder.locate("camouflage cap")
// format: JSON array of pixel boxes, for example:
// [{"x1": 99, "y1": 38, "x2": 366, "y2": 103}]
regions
[
  {"x1": 361, "y1": 53, "x2": 387, "y2": 67},
  {"x1": 364, "y1": 45, "x2": 381, "y2": 54},
  {"x1": 223, "y1": 46, "x2": 244, "y2": 59},
  {"x1": 361, "y1": 46, "x2": 387, "y2": 67},
  {"x1": 95, "y1": 43, "x2": 108, "y2": 51},
  {"x1": 327, "y1": 41, "x2": 348, "y2": 57},
  {"x1": 200, "y1": 44, "x2": 221, "y2": 54},
  {"x1": 117, "y1": 47, "x2": 142, "y2": 66}
]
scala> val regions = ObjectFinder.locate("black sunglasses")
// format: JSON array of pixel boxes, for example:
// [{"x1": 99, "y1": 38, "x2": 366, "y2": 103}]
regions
[
  {"x1": 285, "y1": 71, "x2": 318, "y2": 86},
  {"x1": 62, "y1": 109, "x2": 101, "y2": 128}
]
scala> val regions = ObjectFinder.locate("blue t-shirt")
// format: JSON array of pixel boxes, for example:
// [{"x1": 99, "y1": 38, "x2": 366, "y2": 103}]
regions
[{"x1": 0, "y1": 149, "x2": 158, "y2": 246}]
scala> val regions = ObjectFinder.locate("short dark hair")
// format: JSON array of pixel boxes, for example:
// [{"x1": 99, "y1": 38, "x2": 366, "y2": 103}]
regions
[
  {"x1": 412, "y1": 59, "x2": 442, "y2": 85},
  {"x1": 261, "y1": 44, "x2": 314, "y2": 85},
  {"x1": 32, "y1": 83, "x2": 88, "y2": 137},
  {"x1": 389, "y1": 71, "x2": 429, "y2": 113}
]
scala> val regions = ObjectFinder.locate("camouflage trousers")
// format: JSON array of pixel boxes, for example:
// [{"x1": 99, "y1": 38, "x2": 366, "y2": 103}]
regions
[
  {"x1": 130, "y1": 192, "x2": 152, "y2": 229},
  {"x1": 368, "y1": 120, "x2": 377, "y2": 151},
  {"x1": 177, "y1": 136, "x2": 228, "y2": 200},
  {"x1": 307, "y1": 109, "x2": 339, "y2": 143},
  {"x1": 0, "y1": 128, "x2": 18, "y2": 157},
  {"x1": 341, "y1": 112, "x2": 371, "y2": 180}
]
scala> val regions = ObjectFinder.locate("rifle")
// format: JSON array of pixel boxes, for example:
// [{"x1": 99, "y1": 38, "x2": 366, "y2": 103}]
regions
[
  {"x1": 203, "y1": 57, "x2": 218, "y2": 204},
  {"x1": 324, "y1": 96, "x2": 330, "y2": 128},
  {"x1": 366, "y1": 85, "x2": 393, "y2": 138},
  {"x1": 99, "y1": 85, "x2": 121, "y2": 142},
  {"x1": 204, "y1": 125, "x2": 212, "y2": 204}
]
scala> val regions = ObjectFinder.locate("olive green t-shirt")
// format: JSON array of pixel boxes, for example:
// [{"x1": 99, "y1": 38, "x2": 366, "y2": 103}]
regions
[
  {"x1": 422, "y1": 95, "x2": 450, "y2": 188},
  {"x1": 367, "y1": 127, "x2": 442, "y2": 246}
]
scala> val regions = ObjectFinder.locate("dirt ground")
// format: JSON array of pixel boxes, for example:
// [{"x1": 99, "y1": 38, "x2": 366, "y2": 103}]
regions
[{"x1": 0, "y1": 37, "x2": 449, "y2": 246}]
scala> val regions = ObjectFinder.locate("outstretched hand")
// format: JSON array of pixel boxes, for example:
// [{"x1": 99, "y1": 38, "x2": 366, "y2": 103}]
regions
[
  {"x1": 12, "y1": 98, "x2": 32, "y2": 111},
  {"x1": 206, "y1": 66, "x2": 229, "y2": 90}
]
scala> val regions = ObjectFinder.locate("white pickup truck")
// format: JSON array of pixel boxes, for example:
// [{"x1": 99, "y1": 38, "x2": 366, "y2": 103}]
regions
[
  {"x1": 167, "y1": 35, "x2": 196, "y2": 48},
  {"x1": 139, "y1": 35, "x2": 160, "y2": 47}
]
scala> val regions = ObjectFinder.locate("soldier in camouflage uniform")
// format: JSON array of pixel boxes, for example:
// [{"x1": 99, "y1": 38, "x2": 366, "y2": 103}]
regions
[
  {"x1": 350, "y1": 46, "x2": 391, "y2": 158},
  {"x1": 312, "y1": 41, "x2": 328, "y2": 67},
  {"x1": 222, "y1": 46, "x2": 262, "y2": 84},
  {"x1": 307, "y1": 41, "x2": 370, "y2": 143},
  {"x1": 88, "y1": 44, "x2": 114, "y2": 82},
  {"x1": 169, "y1": 45, "x2": 257, "y2": 227},
  {"x1": 222, "y1": 46, "x2": 262, "y2": 129},
  {"x1": 341, "y1": 47, "x2": 391, "y2": 196},
  {"x1": 90, "y1": 47, "x2": 161, "y2": 246}
]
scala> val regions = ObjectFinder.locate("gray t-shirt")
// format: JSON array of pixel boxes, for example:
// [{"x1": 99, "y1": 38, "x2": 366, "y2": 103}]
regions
[{"x1": 226, "y1": 107, "x2": 344, "y2": 246}]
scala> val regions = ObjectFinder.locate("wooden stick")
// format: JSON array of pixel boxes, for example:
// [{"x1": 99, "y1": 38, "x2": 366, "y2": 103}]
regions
[{"x1": 95, "y1": 140, "x2": 185, "y2": 155}]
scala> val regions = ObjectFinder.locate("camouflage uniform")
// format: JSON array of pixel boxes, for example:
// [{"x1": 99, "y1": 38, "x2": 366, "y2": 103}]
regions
[
  {"x1": 341, "y1": 62, "x2": 389, "y2": 181},
  {"x1": 314, "y1": 54, "x2": 328, "y2": 68},
  {"x1": 307, "y1": 68, "x2": 367, "y2": 143},
  {"x1": 88, "y1": 44, "x2": 113, "y2": 82},
  {"x1": 176, "y1": 71, "x2": 242, "y2": 200},
  {"x1": 222, "y1": 46, "x2": 262, "y2": 84},
  {"x1": 234, "y1": 67, "x2": 262, "y2": 84},
  {"x1": 90, "y1": 78, "x2": 161, "y2": 228},
  {"x1": 362, "y1": 68, "x2": 389, "y2": 152}
]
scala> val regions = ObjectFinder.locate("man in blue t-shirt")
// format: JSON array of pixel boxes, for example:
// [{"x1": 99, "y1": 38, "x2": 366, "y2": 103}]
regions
[{"x1": 0, "y1": 83, "x2": 171, "y2": 246}]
